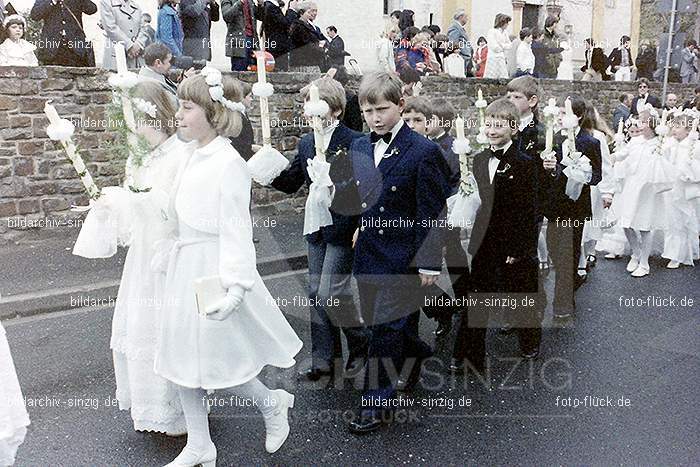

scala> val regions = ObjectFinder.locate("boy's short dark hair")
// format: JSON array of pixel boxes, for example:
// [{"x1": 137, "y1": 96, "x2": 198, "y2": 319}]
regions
[
  {"x1": 519, "y1": 27, "x2": 532, "y2": 41},
  {"x1": 485, "y1": 98, "x2": 519, "y2": 133},
  {"x1": 402, "y1": 97, "x2": 432, "y2": 118},
  {"x1": 638, "y1": 77, "x2": 650, "y2": 87},
  {"x1": 358, "y1": 72, "x2": 403, "y2": 106},
  {"x1": 429, "y1": 98, "x2": 456, "y2": 124},
  {"x1": 144, "y1": 42, "x2": 172, "y2": 66},
  {"x1": 327, "y1": 25, "x2": 337, "y2": 33},
  {"x1": 507, "y1": 75, "x2": 540, "y2": 99}
]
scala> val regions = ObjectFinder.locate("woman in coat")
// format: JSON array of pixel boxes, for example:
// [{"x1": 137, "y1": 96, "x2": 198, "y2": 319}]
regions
[
  {"x1": 289, "y1": 1, "x2": 326, "y2": 72},
  {"x1": 156, "y1": 0, "x2": 184, "y2": 57}
]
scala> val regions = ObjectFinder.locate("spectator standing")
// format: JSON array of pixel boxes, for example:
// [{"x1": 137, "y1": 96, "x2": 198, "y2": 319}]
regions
[
  {"x1": 260, "y1": 0, "x2": 291, "y2": 71},
  {"x1": 180, "y1": 0, "x2": 220, "y2": 61},
  {"x1": 539, "y1": 15, "x2": 561, "y2": 79},
  {"x1": 612, "y1": 93, "x2": 632, "y2": 130},
  {"x1": 398, "y1": 9, "x2": 414, "y2": 33},
  {"x1": 222, "y1": 0, "x2": 260, "y2": 71},
  {"x1": 286, "y1": 0, "x2": 300, "y2": 24},
  {"x1": 515, "y1": 27, "x2": 534, "y2": 77},
  {"x1": 376, "y1": 25, "x2": 398, "y2": 73},
  {"x1": 682, "y1": 86, "x2": 700, "y2": 110},
  {"x1": 0, "y1": 14, "x2": 38, "y2": 66},
  {"x1": 141, "y1": 13, "x2": 156, "y2": 49},
  {"x1": 289, "y1": 1, "x2": 326, "y2": 72},
  {"x1": 473, "y1": 36, "x2": 487, "y2": 78},
  {"x1": 100, "y1": 0, "x2": 149, "y2": 70},
  {"x1": 395, "y1": 31, "x2": 434, "y2": 77},
  {"x1": 556, "y1": 40, "x2": 573, "y2": 80},
  {"x1": 609, "y1": 35, "x2": 634, "y2": 82},
  {"x1": 138, "y1": 42, "x2": 178, "y2": 103},
  {"x1": 30, "y1": 0, "x2": 97, "y2": 67},
  {"x1": 446, "y1": 9, "x2": 473, "y2": 76},
  {"x1": 156, "y1": 0, "x2": 184, "y2": 58},
  {"x1": 483, "y1": 13, "x2": 512, "y2": 79},
  {"x1": 630, "y1": 78, "x2": 661, "y2": 116},
  {"x1": 680, "y1": 40, "x2": 698, "y2": 84},
  {"x1": 324, "y1": 25, "x2": 347, "y2": 71},
  {"x1": 581, "y1": 38, "x2": 607, "y2": 82},
  {"x1": 635, "y1": 41, "x2": 656, "y2": 80}
]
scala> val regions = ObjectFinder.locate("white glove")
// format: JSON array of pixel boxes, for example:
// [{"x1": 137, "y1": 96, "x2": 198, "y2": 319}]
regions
[{"x1": 206, "y1": 285, "x2": 246, "y2": 321}]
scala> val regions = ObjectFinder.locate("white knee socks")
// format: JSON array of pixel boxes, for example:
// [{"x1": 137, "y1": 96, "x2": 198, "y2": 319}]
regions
[
  {"x1": 638, "y1": 230, "x2": 653, "y2": 269},
  {"x1": 178, "y1": 386, "x2": 212, "y2": 453},
  {"x1": 624, "y1": 228, "x2": 640, "y2": 259}
]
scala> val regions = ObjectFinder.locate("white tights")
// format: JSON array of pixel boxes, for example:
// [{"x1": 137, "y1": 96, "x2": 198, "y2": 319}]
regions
[
  {"x1": 624, "y1": 228, "x2": 653, "y2": 269},
  {"x1": 177, "y1": 378, "x2": 275, "y2": 453}
]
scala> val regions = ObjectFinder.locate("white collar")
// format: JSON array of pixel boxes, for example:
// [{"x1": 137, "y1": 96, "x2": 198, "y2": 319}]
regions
[
  {"x1": 266, "y1": 0, "x2": 280, "y2": 6},
  {"x1": 193, "y1": 135, "x2": 228, "y2": 156},
  {"x1": 519, "y1": 113, "x2": 534, "y2": 131}
]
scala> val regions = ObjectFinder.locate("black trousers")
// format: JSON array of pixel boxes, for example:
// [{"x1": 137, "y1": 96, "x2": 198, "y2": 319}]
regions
[{"x1": 546, "y1": 217, "x2": 585, "y2": 314}]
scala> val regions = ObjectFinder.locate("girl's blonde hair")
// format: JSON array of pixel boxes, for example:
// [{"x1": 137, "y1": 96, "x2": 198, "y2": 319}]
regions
[
  {"x1": 177, "y1": 73, "x2": 243, "y2": 138},
  {"x1": 132, "y1": 81, "x2": 178, "y2": 137}
]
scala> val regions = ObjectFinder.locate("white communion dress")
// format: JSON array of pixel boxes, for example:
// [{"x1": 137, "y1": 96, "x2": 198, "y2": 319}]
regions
[
  {"x1": 484, "y1": 28, "x2": 511, "y2": 79},
  {"x1": 583, "y1": 129, "x2": 614, "y2": 247},
  {"x1": 662, "y1": 136, "x2": 700, "y2": 266},
  {"x1": 154, "y1": 136, "x2": 302, "y2": 390},
  {"x1": 612, "y1": 136, "x2": 677, "y2": 231},
  {"x1": 0, "y1": 322, "x2": 29, "y2": 466},
  {"x1": 73, "y1": 134, "x2": 191, "y2": 433},
  {"x1": 0, "y1": 39, "x2": 38, "y2": 66}
]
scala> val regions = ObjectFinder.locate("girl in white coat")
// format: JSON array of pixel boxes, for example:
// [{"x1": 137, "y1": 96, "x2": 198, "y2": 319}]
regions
[
  {"x1": 157, "y1": 70, "x2": 302, "y2": 466},
  {"x1": 73, "y1": 81, "x2": 188, "y2": 435},
  {"x1": 484, "y1": 14, "x2": 512, "y2": 79}
]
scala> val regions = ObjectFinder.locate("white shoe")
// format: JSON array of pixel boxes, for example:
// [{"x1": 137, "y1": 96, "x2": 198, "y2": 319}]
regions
[
  {"x1": 263, "y1": 390, "x2": 295, "y2": 454},
  {"x1": 164, "y1": 442, "x2": 216, "y2": 467},
  {"x1": 666, "y1": 261, "x2": 680, "y2": 269},
  {"x1": 631, "y1": 265, "x2": 650, "y2": 277},
  {"x1": 604, "y1": 253, "x2": 618, "y2": 259},
  {"x1": 626, "y1": 257, "x2": 639, "y2": 272}
]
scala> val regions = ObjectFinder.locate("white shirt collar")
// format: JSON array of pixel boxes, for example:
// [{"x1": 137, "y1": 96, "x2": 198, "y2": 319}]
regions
[
  {"x1": 385, "y1": 119, "x2": 404, "y2": 144},
  {"x1": 266, "y1": 0, "x2": 280, "y2": 6},
  {"x1": 490, "y1": 140, "x2": 513, "y2": 154},
  {"x1": 519, "y1": 113, "x2": 534, "y2": 132}
]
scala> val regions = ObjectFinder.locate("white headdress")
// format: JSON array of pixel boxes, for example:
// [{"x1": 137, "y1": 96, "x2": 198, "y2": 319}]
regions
[
  {"x1": 3, "y1": 14, "x2": 26, "y2": 28},
  {"x1": 199, "y1": 67, "x2": 246, "y2": 113}
]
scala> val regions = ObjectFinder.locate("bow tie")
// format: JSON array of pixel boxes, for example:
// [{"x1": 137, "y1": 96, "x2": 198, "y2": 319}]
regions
[
  {"x1": 489, "y1": 148, "x2": 505, "y2": 160},
  {"x1": 370, "y1": 132, "x2": 392, "y2": 144}
]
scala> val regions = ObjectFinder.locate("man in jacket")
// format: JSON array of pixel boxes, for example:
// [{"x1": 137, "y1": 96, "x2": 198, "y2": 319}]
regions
[
  {"x1": 180, "y1": 0, "x2": 220, "y2": 61},
  {"x1": 30, "y1": 0, "x2": 97, "y2": 67},
  {"x1": 608, "y1": 35, "x2": 634, "y2": 82},
  {"x1": 680, "y1": 40, "x2": 698, "y2": 84},
  {"x1": 446, "y1": 10, "x2": 473, "y2": 76},
  {"x1": 99, "y1": 0, "x2": 149, "y2": 70},
  {"x1": 222, "y1": 0, "x2": 260, "y2": 71},
  {"x1": 581, "y1": 38, "x2": 608, "y2": 82},
  {"x1": 260, "y1": 0, "x2": 291, "y2": 70}
]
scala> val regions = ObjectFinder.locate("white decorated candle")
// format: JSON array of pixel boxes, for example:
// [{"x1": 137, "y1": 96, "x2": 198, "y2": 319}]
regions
[
  {"x1": 455, "y1": 115, "x2": 465, "y2": 140},
  {"x1": 564, "y1": 97, "x2": 573, "y2": 116},
  {"x1": 309, "y1": 84, "x2": 320, "y2": 103},
  {"x1": 477, "y1": 88, "x2": 483, "y2": 102},
  {"x1": 548, "y1": 97, "x2": 556, "y2": 108},
  {"x1": 617, "y1": 119, "x2": 624, "y2": 135},
  {"x1": 691, "y1": 118, "x2": 699, "y2": 134},
  {"x1": 661, "y1": 109, "x2": 669, "y2": 125},
  {"x1": 115, "y1": 42, "x2": 128, "y2": 74},
  {"x1": 256, "y1": 51, "x2": 267, "y2": 84},
  {"x1": 545, "y1": 127, "x2": 553, "y2": 152}
]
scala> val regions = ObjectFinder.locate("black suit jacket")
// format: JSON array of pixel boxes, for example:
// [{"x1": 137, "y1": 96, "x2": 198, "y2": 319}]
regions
[
  {"x1": 289, "y1": 18, "x2": 325, "y2": 67},
  {"x1": 30, "y1": 0, "x2": 97, "y2": 64},
  {"x1": 630, "y1": 94, "x2": 662, "y2": 116},
  {"x1": 180, "y1": 0, "x2": 219, "y2": 60},
  {"x1": 517, "y1": 117, "x2": 547, "y2": 221},
  {"x1": 581, "y1": 47, "x2": 608, "y2": 74},
  {"x1": 433, "y1": 132, "x2": 460, "y2": 196},
  {"x1": 271, "y1": 124, "x2": 362, "y2": 246},
  {"x1": 542, "y1": 130, "x2": 602, "y2": 221},
  {"x1": 260, "y1": 0, "x2": 291, "y2": 57},
  {"x1": 608, "y1": 47, "x2": 634, "y2": 69},
  {"x1": 342, "y1": 91, "x2": 364, "y2": 133},
  {"x1": 325, "y1": 35, "x2": 347, "y2": 68},
  {"x1": 469, "y1": 143, "x2": 538, "y2": 293}
]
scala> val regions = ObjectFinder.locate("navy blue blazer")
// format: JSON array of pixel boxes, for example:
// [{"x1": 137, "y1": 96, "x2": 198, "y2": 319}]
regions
[
  {"x1": 350, "y1": 124, "x2": 449, "y2": 285},
  {"x1": 271, "y1": 123, "x2": 362, "y2": 246},
  {"x1": 542, "y1": 130, "x2": 602, "y2": 221},
  {"x1": 517, "y1": 117, "x2": 547, "y2": 222},
  {"x1": 434, "y1": 132, "x2": 460, "y2": 196}
]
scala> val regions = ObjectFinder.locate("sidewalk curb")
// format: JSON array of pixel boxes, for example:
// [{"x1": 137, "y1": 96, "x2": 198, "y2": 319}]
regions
[{"x1": 0, "y1": 253, "x2": 308, "y2": 320}]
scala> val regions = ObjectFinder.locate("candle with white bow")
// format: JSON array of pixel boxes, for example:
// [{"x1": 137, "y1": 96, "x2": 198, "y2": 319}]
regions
[
  {"x1": 563, "y1": 97, "x2": 579, "y2": 159},
  {"x1": 453, "y1": 115, "x2": 474, "y2": 195},
  {"x1": 44, "y1": 101, "x2": 100, "y2": 200}
]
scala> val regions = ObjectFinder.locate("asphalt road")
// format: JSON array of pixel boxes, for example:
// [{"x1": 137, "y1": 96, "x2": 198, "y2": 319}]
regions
[{"x1": 4, "y1": 256, "x2": 700, "y2": 466}]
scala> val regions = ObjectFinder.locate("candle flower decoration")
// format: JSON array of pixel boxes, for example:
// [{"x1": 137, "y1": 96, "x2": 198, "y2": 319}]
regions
[
  {"x1": 247, "y1": 36, "x2": 292, "y2": 185},
  {"x1": 541, "y1": 97, "x2": 559, "y2": 158},
  {"x1": 446, "y1": 114, "x2": 481, "y2": 230}
]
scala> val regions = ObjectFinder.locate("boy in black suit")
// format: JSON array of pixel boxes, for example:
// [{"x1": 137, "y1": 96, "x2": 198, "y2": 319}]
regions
[
  {"x1": 541, "y1": 95, "x2": 602, "y2": 319},
  {"x1": 451, "y1": 99, "x2": 541, "y2": 374}
]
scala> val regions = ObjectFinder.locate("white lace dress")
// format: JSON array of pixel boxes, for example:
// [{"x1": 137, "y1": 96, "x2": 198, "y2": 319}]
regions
[
  {"x1": 73, "y1": 135, "x2": 191, "y2": 433},
  {"x1": 0, "y1": 322, "x2": 29, "y2": 466}
]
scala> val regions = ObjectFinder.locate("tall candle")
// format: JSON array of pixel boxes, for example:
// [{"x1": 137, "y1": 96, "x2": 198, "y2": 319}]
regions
[
  {"x1": 308, "y1": 84, "x2": 325, "y2": 161},
  {"x1": 256, "y1": 34, "x2": 267, "y2": 84},
  {"x1": 309, "y1": 84, "x2": 320, "y2": 103},
  {"x1": 545, "y1": 127, "x2": 553, "y2": 152},
  {"x1": 44, "y1": 101, "x2": 61, "y2": 125},
  {"x1": 455, "y1": 115, "x2": 465, "y2": 140},
  {"x1": 617, "y1": 119, "x2": 624, "y2": 135},
  {"x1": 477, "y1": 88, "x2": 483, "y2": 102},
  {"x1": 115, "y1": 42, "x2": 128, "y2": 74},
  {"x1": 661, "y1": 109, "x2": 669, "y2": 125},
  {"x1": 564, "y1": 97, "x2": 573, "y2": 116}
]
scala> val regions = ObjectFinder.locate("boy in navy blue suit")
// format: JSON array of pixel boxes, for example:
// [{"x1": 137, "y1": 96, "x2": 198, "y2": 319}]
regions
[
  {"x1": 451, "y1": 99, "x2": 542, "y2": 374},
  {"x1": 541, "y1": 95, "x2": 602, "y2": 319},
  {"x1": 269, "y1": 77, "x2": 369, "y2": 382},
  {"x1": 345, "y1": 72, "x2": 449, "y2": 433}
]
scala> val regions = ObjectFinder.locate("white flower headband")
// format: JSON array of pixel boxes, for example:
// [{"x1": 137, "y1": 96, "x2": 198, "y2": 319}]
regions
[
  {"x1": 133, "y1": 98, "x2": 157, "y2": 118},
  {"x1": 3, "y1": 14, "x2": 26, "y2": 28},
  {"x1": 200, "y1": 67, "x2": 246, "y2": 114},
  {"x1": 639, "y1": 103, "x2": 659, "y2": 118}
]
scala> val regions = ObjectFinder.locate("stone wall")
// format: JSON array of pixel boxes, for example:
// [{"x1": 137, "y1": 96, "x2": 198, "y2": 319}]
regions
[{"x1": 0, "y1": 65, "x2": 696, "y2": 242}]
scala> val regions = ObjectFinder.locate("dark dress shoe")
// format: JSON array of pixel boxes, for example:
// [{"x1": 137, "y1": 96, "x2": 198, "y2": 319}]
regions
[
  {"x1": 297, "y1": 367, "x2": 333, "y2": 381},
  {"x1": 348, "y1": 411, "x2": 383, "y2": 434},
  {"x1": 435, "y1": 316, "x2": 453, "y2": 337},
  {"x1": 397, "y1": 355, "x2": 428, "y2": 392}
]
